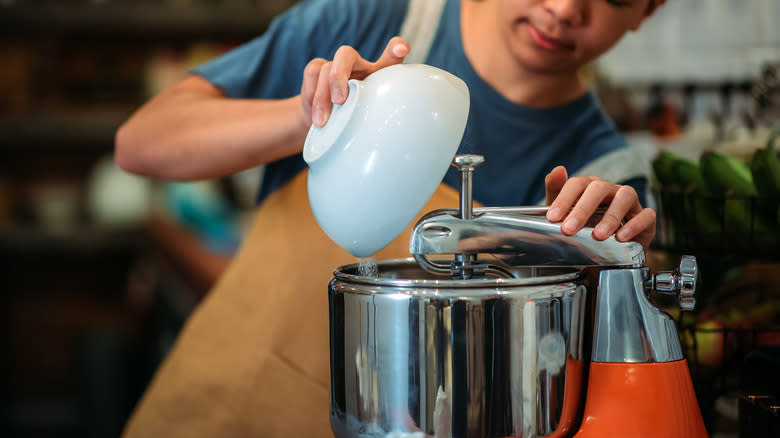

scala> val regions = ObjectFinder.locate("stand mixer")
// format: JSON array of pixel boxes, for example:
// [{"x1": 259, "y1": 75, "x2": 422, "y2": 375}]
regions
[{"x1": 328, "y1": 155, "x2": 708, "y2": 438}]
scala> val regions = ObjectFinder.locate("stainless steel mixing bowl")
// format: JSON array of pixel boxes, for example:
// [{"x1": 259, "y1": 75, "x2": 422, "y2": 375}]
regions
[{"x1": 329, "y1": 258, "x2": 588, "y2": 438}]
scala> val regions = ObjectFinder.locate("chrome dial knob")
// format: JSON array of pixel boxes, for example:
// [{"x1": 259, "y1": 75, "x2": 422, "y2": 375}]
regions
[{"x1": 653, "y1": 255, "x2": 697, "y2": 311}]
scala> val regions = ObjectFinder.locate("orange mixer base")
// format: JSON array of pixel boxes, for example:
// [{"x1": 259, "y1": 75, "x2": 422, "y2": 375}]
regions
[{"x1": 574, "y1": 359, "x2": 708, "y2": 438}]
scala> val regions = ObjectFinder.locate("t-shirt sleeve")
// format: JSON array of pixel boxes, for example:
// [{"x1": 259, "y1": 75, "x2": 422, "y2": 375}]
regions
[
  {"x1": 193, "y1": 0, "x2": 408, "y2": 100},
  {"x1": 566, "y1": 99, "x2": 650, "y2": 206},
  {"x1": 619, "y1": 176, "x2": 648, "y2": 207}
]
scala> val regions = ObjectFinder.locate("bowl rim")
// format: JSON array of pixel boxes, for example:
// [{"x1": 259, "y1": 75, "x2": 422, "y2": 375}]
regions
[
  {"x1": 302, "y1": 79, "x2": 361, "y2": 165},
  {"x1": 331, "y1": 257, "x2": 584, "y2": 289}
]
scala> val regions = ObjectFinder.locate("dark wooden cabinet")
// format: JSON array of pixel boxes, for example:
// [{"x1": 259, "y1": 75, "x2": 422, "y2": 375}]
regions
[{"x1": 0, "y1": 2, "x2": 293, "y2": 436}]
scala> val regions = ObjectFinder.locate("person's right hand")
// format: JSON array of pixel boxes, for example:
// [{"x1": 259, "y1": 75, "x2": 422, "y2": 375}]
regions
[{"x1": 300, "y1": 36, "x2": 410, "y2": 128}]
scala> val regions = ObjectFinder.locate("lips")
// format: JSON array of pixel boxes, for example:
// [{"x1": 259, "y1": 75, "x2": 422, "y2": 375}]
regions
[{"x1": 527, "y1": 24, "x2": 575, "y2": 51}]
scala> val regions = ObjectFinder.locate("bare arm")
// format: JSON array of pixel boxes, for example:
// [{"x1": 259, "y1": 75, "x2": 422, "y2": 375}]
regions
[
  {"x1": 115, "y1": 74, "x2": 309, "y2": 181},
  {"x1": 116, "y1": 37, "x2": 410, "y2": 181}
]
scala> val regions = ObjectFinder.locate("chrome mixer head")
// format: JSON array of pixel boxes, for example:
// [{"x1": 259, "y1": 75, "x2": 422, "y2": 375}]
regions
[{"x1": 409, "y1": 154, "x2": 646, "y2": 279}]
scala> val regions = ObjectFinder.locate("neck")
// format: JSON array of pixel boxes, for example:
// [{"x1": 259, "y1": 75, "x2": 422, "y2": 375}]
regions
[{"x1": 461, "y1": 1, "x2": 586, "y2": 108}]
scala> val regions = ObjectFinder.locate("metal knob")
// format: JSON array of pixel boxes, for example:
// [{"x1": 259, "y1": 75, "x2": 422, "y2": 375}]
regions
[
  {"x1": 653, "y1": 255, "x2": 697, "y2": 311},
  {"x1": 452, "y1": 154, "x2": 484, "y2": 220}
]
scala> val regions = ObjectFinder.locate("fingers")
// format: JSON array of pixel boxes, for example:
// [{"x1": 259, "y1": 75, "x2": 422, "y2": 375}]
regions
[
  {"x1": 373, "y1": 36, "x2": 410, "y2": 69},
  {"x1": 591, "y1": 185, "x2": 641, "y2": 240},
  {"x1": 311, "y1": 62, "x2": 333, "y2": 126},
  {"x1": 545, "y1": 173, "x2": 657, "y2": 249},
  {"x1": 330, "y1": 37, "x2": 409, "y2": 105},
  {"x1": 301, "y1": 58, "x2": 327, "y2": 125},
  {"x1": 617, "y1": 207, "x2": 657, "y2": 249},
  {"x1": 546, "y1": 175, "x2": 600, "y2": 223},
  {"x1": 304, "y1": 37, "x2": 410, "y2": 126},
  {"x1": 544, "y1": 166, "x2": 568, "y2": 206},
  {"x1": 329, "y1": 45, "x2": 362, "y2": 105},
  {"x1": 557, "y1": 179, "x2": 617, "y2": 235}
]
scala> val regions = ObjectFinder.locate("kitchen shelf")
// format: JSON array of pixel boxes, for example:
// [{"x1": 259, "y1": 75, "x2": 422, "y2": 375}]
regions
[
  {"x1": 0, "y1": 109, "x2": 133, "y2": 151},
  {"x1": 0, "y1": 224, "x2": 147, "y2": 256},
  {"x1": 0, "y1": 1, "x2": 295, "y2": 41}
]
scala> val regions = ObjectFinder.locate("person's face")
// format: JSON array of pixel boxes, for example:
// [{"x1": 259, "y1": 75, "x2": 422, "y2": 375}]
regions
[{"x1": 491, "y1": 0, "x2": 653, "y2": 74}]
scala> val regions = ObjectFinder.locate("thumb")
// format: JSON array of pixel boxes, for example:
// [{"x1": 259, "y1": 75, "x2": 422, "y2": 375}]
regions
[
  {"x1": 545, "y1": 166, "x2": 568, "y2": 205},
  {"x1": 373, "y1": 36, "x2": 410, "y2": 69}
]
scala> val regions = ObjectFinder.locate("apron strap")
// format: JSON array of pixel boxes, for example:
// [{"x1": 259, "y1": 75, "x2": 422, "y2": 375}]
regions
[{"x1": 399, "y1": 0, "x2": 447, "y2": 64}]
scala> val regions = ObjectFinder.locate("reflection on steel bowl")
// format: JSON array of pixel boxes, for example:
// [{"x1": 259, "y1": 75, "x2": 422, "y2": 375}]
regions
[{"x1": 328, "y1": 258, "x2": 587, "y2": 438}]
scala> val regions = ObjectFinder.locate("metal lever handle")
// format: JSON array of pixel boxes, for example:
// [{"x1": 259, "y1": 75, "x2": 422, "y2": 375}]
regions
[
  {"x1": 452, "y1": 154, "x2": 484, "y2": 220},
  {"x1": 653, "y1": 255, "x2": 697, "y2": 311}
]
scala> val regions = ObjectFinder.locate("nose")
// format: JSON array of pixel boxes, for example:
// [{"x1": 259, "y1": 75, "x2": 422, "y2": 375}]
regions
[{"x1": 544, "y1": 0, "x2": 585, "y2": 27}]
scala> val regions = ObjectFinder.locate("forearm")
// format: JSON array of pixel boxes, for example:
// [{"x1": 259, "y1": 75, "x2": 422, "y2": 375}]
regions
[{"x1": 115, "y1": 75, "x2": 309, "y2": 181}]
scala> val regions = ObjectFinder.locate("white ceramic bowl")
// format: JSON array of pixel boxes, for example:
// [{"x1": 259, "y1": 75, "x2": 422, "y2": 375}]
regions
[{"x1": 303, "y1": 63, "x2": 470, "y2": 257}]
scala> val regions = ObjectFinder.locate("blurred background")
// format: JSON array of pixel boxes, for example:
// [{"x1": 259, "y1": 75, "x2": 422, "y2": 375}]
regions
[{"x1": 0, "y1": 1, "x2": 778, "y2": 437}]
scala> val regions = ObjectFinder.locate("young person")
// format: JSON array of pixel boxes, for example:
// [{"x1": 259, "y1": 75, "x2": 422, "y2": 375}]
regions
[{"x1": 116, "y1": 1, "x2": 665, "y2": 436}]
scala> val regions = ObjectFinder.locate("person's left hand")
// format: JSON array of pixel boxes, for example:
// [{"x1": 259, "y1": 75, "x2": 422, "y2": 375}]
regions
[{"x1": 544, "y1": 166, "x2": 656, "y2": 249}]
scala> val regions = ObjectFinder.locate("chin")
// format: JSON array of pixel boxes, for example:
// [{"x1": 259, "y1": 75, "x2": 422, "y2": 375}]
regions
[
  {"x1": 507, "y1": 29, "x2": 583, "y2": 74},
  {"x1": 527, "y1": 60, "x2": 580, "y2": 75},
  {"x1": 513, "y1": 50, "x2": 582, "y2": 75}
]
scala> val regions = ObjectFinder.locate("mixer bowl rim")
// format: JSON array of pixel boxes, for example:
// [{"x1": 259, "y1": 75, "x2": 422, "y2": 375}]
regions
[{"x1": 332, "y1": 257, "x2": 583, "y2": 289}]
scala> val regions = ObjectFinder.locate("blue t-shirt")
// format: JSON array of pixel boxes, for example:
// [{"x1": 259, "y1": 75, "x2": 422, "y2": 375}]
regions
[{"x1": 195, "y1": 0, "x2": 647, "y2": 207}]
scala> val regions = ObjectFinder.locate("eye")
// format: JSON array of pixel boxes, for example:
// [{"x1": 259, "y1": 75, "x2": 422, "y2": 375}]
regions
[{"x1": 606, "y1": 0, "x2": 632, "y2": 6}]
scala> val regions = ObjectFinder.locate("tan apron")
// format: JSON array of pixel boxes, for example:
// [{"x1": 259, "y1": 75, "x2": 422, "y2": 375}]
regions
[{"x1": 123, "y1": 169, "x2": 464, "y2": 437}]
